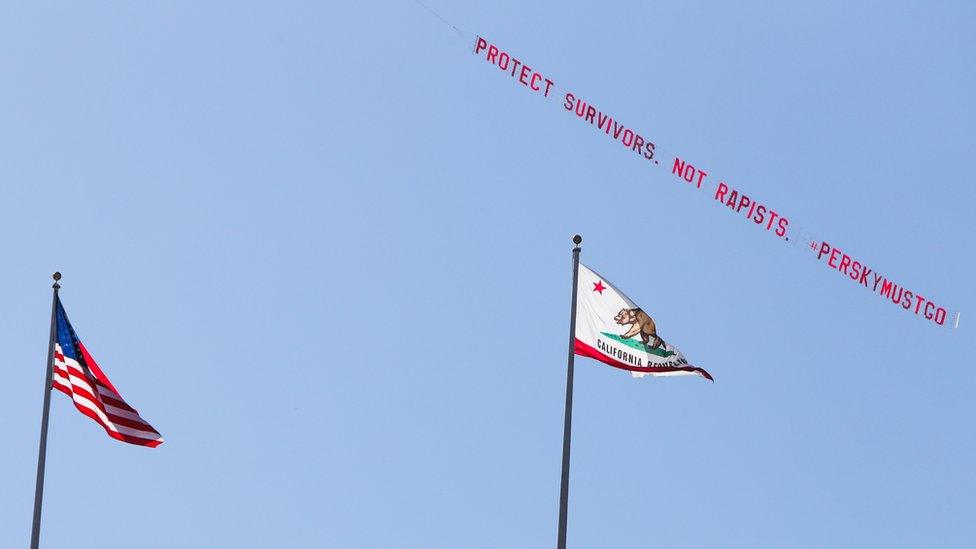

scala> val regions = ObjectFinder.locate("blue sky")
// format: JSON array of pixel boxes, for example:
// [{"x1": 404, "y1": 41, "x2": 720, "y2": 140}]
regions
[{"x1": 2, "y1": 2, "x2": 974, "y2": 547}]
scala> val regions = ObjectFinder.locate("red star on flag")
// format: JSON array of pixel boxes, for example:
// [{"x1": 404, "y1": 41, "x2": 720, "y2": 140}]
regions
[{"x1": 592, "y1": 280, "x2": 606, "y2": 294}]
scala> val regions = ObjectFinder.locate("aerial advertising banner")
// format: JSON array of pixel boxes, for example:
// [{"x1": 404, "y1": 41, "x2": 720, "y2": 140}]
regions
[{"x1": 472, "y1": 36, "x2": 960, "y2": 329}]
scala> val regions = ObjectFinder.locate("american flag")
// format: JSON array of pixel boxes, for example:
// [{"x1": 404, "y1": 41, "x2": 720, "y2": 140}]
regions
[{"x1": 50, "y1": 299, "x2": 163, "y2": 447}]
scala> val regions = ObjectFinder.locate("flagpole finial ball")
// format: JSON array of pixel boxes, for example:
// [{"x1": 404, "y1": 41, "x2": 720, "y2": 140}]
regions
[
  {"x1": 52, "y1": 272, "x2": 61, "y2": 281},
  {"x1": 572, "y1": 234, "x2": 582, "y2": 245}
]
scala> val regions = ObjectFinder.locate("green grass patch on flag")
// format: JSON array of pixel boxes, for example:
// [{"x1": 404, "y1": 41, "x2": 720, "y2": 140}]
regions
[{"x1": 601, "y1": 332, "x2": 676, "y2": 357}]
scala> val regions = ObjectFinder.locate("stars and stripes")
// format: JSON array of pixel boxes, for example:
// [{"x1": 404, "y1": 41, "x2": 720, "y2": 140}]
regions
[{"x1": 50, "y1": 299, "x2": 163, "y2": 447}]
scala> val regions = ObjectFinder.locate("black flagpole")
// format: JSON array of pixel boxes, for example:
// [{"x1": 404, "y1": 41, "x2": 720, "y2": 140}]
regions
[
  {"x1": 557, "y1": 235, "x2": 582, "y2": 549},
  {"x1": 31, "y1": 272, "x2": 61, "y2": 549}
]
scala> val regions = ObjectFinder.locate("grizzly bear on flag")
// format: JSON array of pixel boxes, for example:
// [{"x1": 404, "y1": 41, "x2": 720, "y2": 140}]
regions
[{"x1": 614, "y1": 308, "x2": 663, "y2": 350}]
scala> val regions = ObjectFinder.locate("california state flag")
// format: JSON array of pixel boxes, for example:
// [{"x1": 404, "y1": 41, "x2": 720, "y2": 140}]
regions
[{"x1": 574, "y1": 263, "x2": 713, "y2": 381}]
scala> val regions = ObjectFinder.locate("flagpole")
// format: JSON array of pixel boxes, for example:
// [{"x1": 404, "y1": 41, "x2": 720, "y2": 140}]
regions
[
  {"x1": 30, "y1": 272, "x2": 61, "y2": 549},
  {"x1": 557, "y1": 235, "x2": 582, "y2": 549}
]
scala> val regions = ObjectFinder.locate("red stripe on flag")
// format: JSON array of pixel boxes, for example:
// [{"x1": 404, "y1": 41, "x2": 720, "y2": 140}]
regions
[
  {"x1": 98, "y1": 392, "x2": 136, "y2": 412},
  {"x1": 55, "y1": 362, "x2": 163, "y2": 446},
  {"x1": 104, "y1": 412, "x2": 156, "y2": 432},
  {"x1": 574, "y1": 338, "x2": 713, "y2": 381},
  {"x1": 76, "y1": 341, "x2": 120, "y2": 395},
  {"x1": 68, "y1": 399, "x2": 161, "y2": 446},
  {"x1": 66, "y1": 383, "x2": 157, "y2": 432},
  {"x1": 68, "y1": 389, "x2": 160, "y2": 437}
]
